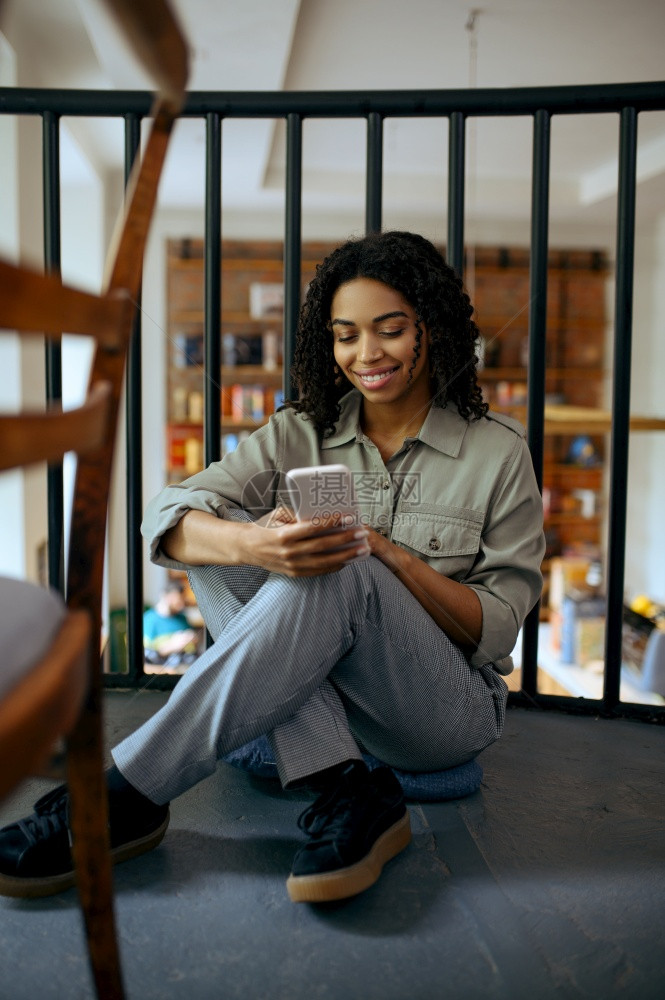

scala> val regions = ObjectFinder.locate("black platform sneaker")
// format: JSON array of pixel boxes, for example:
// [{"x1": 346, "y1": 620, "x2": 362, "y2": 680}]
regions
[
  {"x1": 0, "y1": 781, "x2": 169, "y2": 898},
  {"x1": 286, "y1": 761, "x2": 411, "y2": 903}
]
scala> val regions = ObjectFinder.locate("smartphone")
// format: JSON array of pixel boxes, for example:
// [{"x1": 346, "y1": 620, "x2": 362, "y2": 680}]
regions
[{"x1": 285, "y1": 463, "x2": 363, "y2": 529}]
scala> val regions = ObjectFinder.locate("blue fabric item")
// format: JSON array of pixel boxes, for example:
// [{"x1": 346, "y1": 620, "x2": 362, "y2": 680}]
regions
[{"x1": 223, "y1": 735, "x2": 482, "y2": 801}]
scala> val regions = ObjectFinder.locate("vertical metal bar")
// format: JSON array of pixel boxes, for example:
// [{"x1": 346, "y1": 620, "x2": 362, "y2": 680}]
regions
[
  {"x1": 447, "y1": 112, "x2": 465, "y2": 276},
  {"x1": 526, "y1": 110, "x2": 550, "y2": 495},
  {"x1": 603, "y1": 106, "x2": 638, "y2": 712},
  {"x1": 521, "y1": 109, "x2": 551, "y2": 695},
  {"x1": 124, "y1": 113, "x2": 144, "y2": 679},
  {"x1": 284, "y1": 113, "x2": 302, "y2": 401},
  {"x1": 365, "y1": 112, "x2": 383, "y2": 234},
  {"x1": 200, "y1": 113, "x2": 223, "y2": 653},
  {"x1": 42, "y1": 110, "x2": 64, "y2": 592},
  {"x1": 204, "y1": 112, "x2": 222, "y2": 464}
]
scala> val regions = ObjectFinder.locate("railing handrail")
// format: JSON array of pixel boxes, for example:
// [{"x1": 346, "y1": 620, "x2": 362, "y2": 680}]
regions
[
  {"x1": 2, "y1": 80, "x2": 665, "y2": 118},
  {"x1": 3, "y1": 79, "x2": 664, "y2": 720}
]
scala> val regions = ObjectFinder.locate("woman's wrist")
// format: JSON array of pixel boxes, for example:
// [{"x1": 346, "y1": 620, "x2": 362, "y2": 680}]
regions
[
  {"x1": 368, "y1": 529, "x2": 404, "y2": 573},
  {"x1": 229, "y1": 521, "x2": 264, "y2": 567},
  {"x1": 388, "y1": 545, "x2": 416, "y2": 582}
]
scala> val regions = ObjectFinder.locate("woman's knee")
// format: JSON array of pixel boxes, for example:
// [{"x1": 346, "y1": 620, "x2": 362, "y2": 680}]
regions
[
  {"x1": 338, "y1": 552, "x2": 397, "y2": 591},
  {"x1": 187, "y1": 564, "x2": 268, "y2": 638}
]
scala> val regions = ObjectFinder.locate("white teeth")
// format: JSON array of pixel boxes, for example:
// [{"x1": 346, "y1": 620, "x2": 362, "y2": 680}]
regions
[{"x1": 358, "y1": 371, "x2": 393, "y2": 382}]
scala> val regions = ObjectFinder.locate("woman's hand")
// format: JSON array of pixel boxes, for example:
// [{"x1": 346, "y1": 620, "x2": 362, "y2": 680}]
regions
[
  {"x1": 253, "y1": 506, "x2": 297, "y2": 529},
  {"x1": 241, "y1": 507, "x2": 370, "y2": 577},
  {"x1": 161, "y1": 507, "x2": 368, "y2": 577}
]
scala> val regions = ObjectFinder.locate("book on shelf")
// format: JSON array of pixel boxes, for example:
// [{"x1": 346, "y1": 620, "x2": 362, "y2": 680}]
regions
[
  {"x1": 222, "y1": 330, "x2": 281, "y2": 368},
  {"x1": 173, "y1": 333, "x2": 204, "y2": 368},
  {"x1": 222, "y1": 385, "x2": 284, "y2": 421}
]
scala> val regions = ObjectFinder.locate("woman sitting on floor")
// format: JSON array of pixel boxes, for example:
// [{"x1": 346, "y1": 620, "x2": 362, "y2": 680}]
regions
[{"x1": 0, "y1": 230, "x2": 544, "y2": 904}]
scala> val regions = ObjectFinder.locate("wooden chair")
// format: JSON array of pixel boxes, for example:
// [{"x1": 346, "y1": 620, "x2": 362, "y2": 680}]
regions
[
  {"x1": 0, "y1": 378, "x2": 111, "y2": 799},
  {"x1": 0, "y1": 2, "x2": 188, "y2": 998}
]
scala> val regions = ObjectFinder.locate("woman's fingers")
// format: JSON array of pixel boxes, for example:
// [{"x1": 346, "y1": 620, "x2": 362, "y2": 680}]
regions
[
  {"x1": 248, "y1": 516, "x2": 369, "y2": 575},
  {"x1": 258, "y1": 511, "x2": 366, "y2": 546},
  {"x1": 279, "y1": 541, "x2": 371, "y2": 577}
]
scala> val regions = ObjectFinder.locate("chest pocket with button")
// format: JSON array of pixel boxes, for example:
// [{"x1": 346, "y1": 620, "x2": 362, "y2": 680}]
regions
[{"x1": 391, "y1": 502, "x2": 484, "y2": 580}]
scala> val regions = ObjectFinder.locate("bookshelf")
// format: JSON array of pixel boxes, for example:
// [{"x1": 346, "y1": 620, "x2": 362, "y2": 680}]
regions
[
  {"x1": 165, "y1": 239, "x2": 612, "y2": 610},
  {"x1": 165, "y1": 238, "x2": 339, "y2": 478}
]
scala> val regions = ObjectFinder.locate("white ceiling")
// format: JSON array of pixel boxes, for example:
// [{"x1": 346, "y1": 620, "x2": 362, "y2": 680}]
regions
[{"x1": 4, "y1": 0, "x2": 665, "y2": 229}]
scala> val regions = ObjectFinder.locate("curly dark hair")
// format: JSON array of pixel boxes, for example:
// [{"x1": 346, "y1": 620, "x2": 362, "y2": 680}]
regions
[{"x1": 290, "y1": 230, "x2": 488, "y2": 437}]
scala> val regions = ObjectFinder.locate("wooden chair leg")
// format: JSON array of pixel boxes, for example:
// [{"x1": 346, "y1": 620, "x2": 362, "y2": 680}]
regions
[{"x1": 66, "y1": 693, "x2": 125, "y2": 1000}]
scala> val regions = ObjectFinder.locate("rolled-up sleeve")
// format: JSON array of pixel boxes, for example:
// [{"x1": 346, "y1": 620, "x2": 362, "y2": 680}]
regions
[
  {"x1": 465, "y1": 435, "x2": 545, "y2": 669},
  {"x1": 141, "y1": 419, "x2": 282, "y2": 569}
]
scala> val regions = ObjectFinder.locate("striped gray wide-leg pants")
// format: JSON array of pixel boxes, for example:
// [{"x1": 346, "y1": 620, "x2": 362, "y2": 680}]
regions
[{"x1": 112, "y1": 555, "x2": 507, "y2": 804}]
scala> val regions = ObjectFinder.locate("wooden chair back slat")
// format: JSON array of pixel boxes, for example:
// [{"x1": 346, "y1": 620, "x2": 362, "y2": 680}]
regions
[
  {"x1": 0, "y1": 381, "x2": 112, "y2": 473},
  {"x1": 103, "y1": 0, "x2": 189, "y2": 109},
  {"x1": 0, "y1": 261, "x2": 131, "y2": 345}
]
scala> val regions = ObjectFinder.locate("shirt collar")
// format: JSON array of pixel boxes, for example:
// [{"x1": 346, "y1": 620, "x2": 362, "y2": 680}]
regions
[
  {"x1": 321, "y1": 389, "x2": 469, "y2": 458},
  {"x1": 416, "y1": 400, "x2": 469, "y2": 458}
]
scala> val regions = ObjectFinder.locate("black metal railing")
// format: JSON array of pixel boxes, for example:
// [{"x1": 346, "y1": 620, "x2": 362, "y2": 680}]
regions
[{"x1": 1, "y1": 81, "x2": 664, "y2": 720}]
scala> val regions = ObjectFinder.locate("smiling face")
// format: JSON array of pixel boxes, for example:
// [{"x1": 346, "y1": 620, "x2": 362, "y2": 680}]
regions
[{"x1": 330, "y1": 277, "x2": 431, "y2": 413}]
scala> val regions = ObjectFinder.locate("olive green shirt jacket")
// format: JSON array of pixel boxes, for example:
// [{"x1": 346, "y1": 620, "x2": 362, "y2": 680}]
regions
[{"x1": 142, "y1": 390, "x2": 545, "y2": 675}]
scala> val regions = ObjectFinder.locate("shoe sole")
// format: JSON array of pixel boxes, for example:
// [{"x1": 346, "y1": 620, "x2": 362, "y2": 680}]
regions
[
  {"x1": 0, "y1": 810, "x2": 170, "y2": 899},
  {"x1": 286, "y1": 808, "x2": 412, "y2": 903}
]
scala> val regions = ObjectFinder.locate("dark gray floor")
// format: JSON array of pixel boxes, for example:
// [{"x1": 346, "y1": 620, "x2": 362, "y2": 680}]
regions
[{"x1": 1, "y1": 691, "x2": 664, "y2": 1000}]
